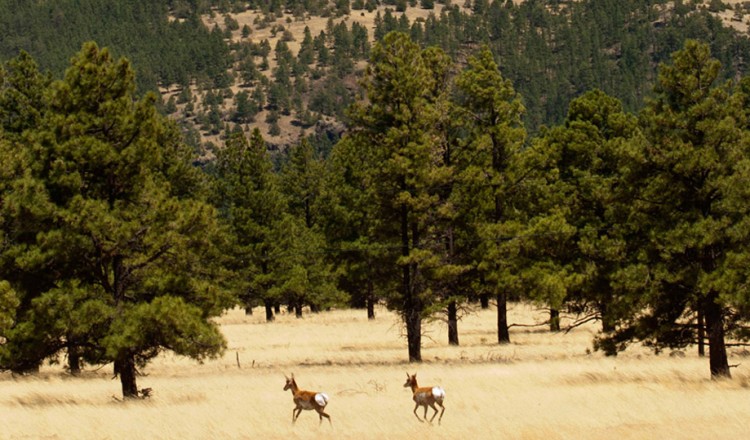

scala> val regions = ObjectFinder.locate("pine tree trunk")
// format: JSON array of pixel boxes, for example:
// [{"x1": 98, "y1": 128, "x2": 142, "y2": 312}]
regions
[
  {"x1": 366, "y1": 285, "x2": 376, "y2": 320},
  {"x1": 68, "y1": 343, "x2": 81, "y2": 376},
  {"x1": 274, "y1": 304, "x2": 281, "y2": 314},
  {"x1": 264, "y1": 300, "x2": 275, "y2": 322},
  {"x1": 705, "y1": 300, "x2": 730, "y2": 379},
  {"x1": 549, "y1": 308, "x2": 560, "y2": 332},
  {"x1": 406, "y1": 308, "x2": 422, "y2": 362},
  {"x1": 115, "y1": 353, "x2": 139, "y2": 399},
  {"x1": 295, "y1": 301, "x2": 303, "y2": 318},
  {"x1": 600, "y1": 301, "x2": 615, "y2": 333},
  {"x1": 480, "y1": 294, "x2": 490, "y2": 309},
  {"x1": 497, "y1": 292, "x2": 510, "y2": 344},
  {"x1": 697, "y1": 307, "x2": 705, "y2": 357},
  {"x1": 448, "y1": 300, "x2": 459, "y2": 346},
  {"x1": 244, "y1": 306, "x2": 253, "y2": 316}
]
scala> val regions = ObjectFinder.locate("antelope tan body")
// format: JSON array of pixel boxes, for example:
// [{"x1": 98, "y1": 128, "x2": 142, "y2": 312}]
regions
[
  {"x1": 404, "y1": 373, "x2": 446, "y2": 424},
  {"x1": 284, "y1": 374, "x2": 332, "y2": 425}
]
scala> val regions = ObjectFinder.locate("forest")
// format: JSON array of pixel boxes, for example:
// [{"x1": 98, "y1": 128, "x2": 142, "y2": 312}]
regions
[
  {"x1": 3, "y1": 0, "x2": 750, "y2": 400},
  {"x1": 4, "y1": 0, "x2": 750, "y2": 149}
]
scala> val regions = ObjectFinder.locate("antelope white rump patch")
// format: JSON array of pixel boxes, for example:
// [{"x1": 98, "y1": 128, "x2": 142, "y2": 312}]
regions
[
  {"x1": 432, "y1": 387, "x2": 445, "y2": 400},
  {"x1": 315, "y1": 392, "x2": 329, "y2": 407}
]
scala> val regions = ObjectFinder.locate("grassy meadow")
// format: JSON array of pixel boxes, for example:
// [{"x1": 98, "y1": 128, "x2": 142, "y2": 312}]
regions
[{"x1": 2, "y1": 303, "x2": 750, "y2": 439}]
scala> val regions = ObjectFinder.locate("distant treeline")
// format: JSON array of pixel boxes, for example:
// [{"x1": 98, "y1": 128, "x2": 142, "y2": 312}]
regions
[
  {"x1": 0, "y1": 0, "x2": 231, "y2": 91},
  {"x1": 2, "y1": 0, "x2": 750, "y2": 139},
  {"x1": 371, "y1": 0, "x2": 750, "y2": 131}
]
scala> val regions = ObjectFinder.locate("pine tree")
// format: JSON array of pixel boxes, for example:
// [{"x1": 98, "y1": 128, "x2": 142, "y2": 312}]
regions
[
  {"x1": 215, "y1": 129, "x2": 285, "y2": 321},
  {"x1": 530, "y1": 89, "x2": 639, "y2": 333},
  {"x1": 346, "y1": 32, "x2": 450, "y2": 361},
  {"x1": 454, "y1": 45, "x2": 526, "y2": 344},
  {"x1": 323, "y1": 136, "x2": 389, "y2": 319},
  {"x1": 0, "y1": 43, "x2": 231, "y2": 397},
  {"x1": 277, "y1": 139, "x2": 346, "y2": 315},
  {"x1": 607, "y1": 40, "x2": 750, "y2": 379}
]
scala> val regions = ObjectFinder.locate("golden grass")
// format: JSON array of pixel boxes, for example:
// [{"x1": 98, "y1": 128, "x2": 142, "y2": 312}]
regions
[{"x1": 2, "y1": 303, "x2": 750, "y2": 439}]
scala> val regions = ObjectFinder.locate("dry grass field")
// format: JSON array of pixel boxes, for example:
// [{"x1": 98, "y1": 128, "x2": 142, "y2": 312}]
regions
[{"x1": 2, "y1": 303, "x2": 750, "y2": 439}]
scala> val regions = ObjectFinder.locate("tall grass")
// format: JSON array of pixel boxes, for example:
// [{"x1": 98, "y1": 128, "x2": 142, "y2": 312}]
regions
[{"x1": 2, "y1": 304, "x2": 749, "y2": 439}]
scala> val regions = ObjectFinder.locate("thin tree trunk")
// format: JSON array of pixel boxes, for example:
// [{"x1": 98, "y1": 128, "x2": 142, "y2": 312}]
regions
[
  {"x1": 697, "y1": 307, "x2": 705, "y2": 357},
  {"x1": 448, "y1": 300, "x2": 459, "y2": 346},
  {"x1": 295, "y1": 301, "x2": 303, "y2": 318},
  {"x1": 366, "y1": 281, "x2": 376, "y2": 320},
  {"x1": 497, "y1": 292, "x2": 510, "y2": 344},
  {"x1": 406, "y1": 308, "x2": 422, "y2": 362},
  {"x1": 274, "y1": 303, "x2": 281, "y2": 314},
  {"x1": 549, "y1": 308, "x2": 560, "y2": 332},
  {"x1": 705, "y1": 299, "x2": 730, "y2": 379},
  {"x1": 115, "y1": 353, "x2": 139, "y2": 399},
  {"x1": 400, "y1": 194, "x2": 422, "y2": 362},
  {"x1": 600, "y1": 301, "x2": 614, "y2": 333},
  {"x1": 480, "y1": 294, "x2": 490, "y2": 309},
  {"x1": 264, "y1": 300, "x2": 274, "y2": 322},
  {"x1": 68, "y1": 343, "x2": 81, "y2": 376},
  {"x1": 244, "y1": 306, "x2": 253, "y2": 316}
]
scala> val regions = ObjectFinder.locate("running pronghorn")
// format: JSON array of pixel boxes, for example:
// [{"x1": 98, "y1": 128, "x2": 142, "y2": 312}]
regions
[
  {"x1": 283, "y1": 374, "x2": 332, "y2": 426},
  {"x1": 403, "y1": 372, "x2": 446, "y2": 424}
]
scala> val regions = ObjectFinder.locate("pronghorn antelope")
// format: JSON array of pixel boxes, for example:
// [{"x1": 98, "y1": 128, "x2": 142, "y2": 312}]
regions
[
  {"x1": 283, "y1": 374, "x2": 332, "y2": 426},
  {"x1": 404, "y1": 372, "x2": 446, "y2": 424}
]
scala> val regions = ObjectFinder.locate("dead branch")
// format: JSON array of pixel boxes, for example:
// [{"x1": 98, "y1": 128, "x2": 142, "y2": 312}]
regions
[
  {"x1": 507, "y1": 321, "x2": 549, "y2": 329},
  {"x1": 564, "y1": 313, "x2": 601, "y2": 334}
]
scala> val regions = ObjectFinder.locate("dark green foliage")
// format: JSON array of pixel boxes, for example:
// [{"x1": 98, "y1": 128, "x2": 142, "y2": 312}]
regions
[
  {"x1": 530, "y1": 89, "x2": 640, "y2": 334},
  {"x1": 600, "y1": 41, "x2": 750, "y2": 378},
  {"x1": 309, "y1": 77, "x2": 352, "y2": 118},
  {"x1": 0, "y1": 44, "x2": 230, "y2": 395},
  {"x1": 0, "y1": 281, "x2": 18, "y2": 337},
  {"x1": 345, "y1": 32, "x2": 453, "y2": 361},
  {"x1": 0, "y1": 1, "x2": 231, "y2": 93},
  {"x1": 453, "y1": 45, "x2": 527, "y2": 343},
  {"x1": 232, "y1": 90, "x2": 256, "y2": 123},
  {"x1": 214, "y1": 129, "x2": 286, "y2": 319},
  {"x1": 273, "y1": 139, "x2": 348, "y2": 314}
]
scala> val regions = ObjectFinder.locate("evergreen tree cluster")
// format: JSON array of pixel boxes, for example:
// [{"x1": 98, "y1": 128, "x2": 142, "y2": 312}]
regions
[
  {"x1": 213, "y1": 32, "x2": 750, "y2": 380},
  {"x1": 371, "y1": 0, "x2": 750, "y2": 132},
  {"x1": 0, "y1": 0, "x2": 231, "y2": 92},
  {"x1": 4, "y1": 0, "x2": 750, "y2": 147},
  {"x1": 339, "y1": 33, "x2": 750, "y2": 378},
  {"x1": 0, "y1": 44, "x2": 232, "y2": 397}
]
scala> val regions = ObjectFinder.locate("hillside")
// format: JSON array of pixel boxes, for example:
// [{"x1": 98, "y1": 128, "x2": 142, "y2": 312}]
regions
[
  {"x1": 161, "y1": 0, "x2": 750, "y2": 157},
  {"x1": 3, "y1": 0, "x2": 750, "y2": 156}
]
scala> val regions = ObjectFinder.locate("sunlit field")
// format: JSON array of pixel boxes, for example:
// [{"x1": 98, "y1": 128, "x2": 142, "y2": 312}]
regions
[{"x1": 2, "y1": 303, "x2": 750, "y2": 439}]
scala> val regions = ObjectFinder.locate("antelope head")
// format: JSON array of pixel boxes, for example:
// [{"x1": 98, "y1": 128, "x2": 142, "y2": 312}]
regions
[
  {"x1": 284, "y1": 373, "x2": 296, "y2": 391},
  {"x1": 404, "y1": 372, "x2": 417, "y2": 388}
]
